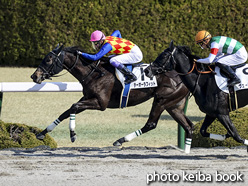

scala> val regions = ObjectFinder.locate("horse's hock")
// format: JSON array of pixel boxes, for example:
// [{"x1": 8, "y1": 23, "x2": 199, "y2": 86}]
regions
[{"x1": 0, "y1": 120, "x2": 57, "y2": 149}]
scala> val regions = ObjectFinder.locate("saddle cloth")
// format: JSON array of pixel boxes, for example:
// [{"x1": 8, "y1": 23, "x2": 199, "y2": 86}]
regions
[
  {"x1": 115, "y1": 64, "x2": 158, "y2": 108},
  {"x1": 215, "y1": 64, "x2": 248, "y2": 93}
]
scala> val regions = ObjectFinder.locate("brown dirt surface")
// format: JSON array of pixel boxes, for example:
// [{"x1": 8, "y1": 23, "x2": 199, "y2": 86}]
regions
[{"x1": 0, "y1": 146, "x2": 247, "y2": 186}]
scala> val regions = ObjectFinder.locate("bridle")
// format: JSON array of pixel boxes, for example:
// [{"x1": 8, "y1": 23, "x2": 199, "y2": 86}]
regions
[
  {"x1": 39, "y1": 49, "x2": 104, "y2": 82},
  {"x1": 165, "y1": 47, "x2": 214, "y2": 76},
  {"x1": 38, "y1": 50, "x2": 67, "y2": 80},
  {"x1": 150, "y1": 46, "x2": 215, "y2": 98},
  {"x1": 79, "y1": 59, "x2": 105, "y2": 82}
]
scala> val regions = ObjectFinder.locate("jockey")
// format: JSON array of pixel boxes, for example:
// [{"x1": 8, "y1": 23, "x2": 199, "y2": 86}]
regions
[
  {"x1": 195, "y1": 30, "x2": 248, "y2": 87},
  {"x1": 77, "y1": 30, "x2": 143, "y2": 84}
]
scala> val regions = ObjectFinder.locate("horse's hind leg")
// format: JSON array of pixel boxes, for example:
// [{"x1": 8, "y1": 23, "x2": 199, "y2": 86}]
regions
[
  {"x1": 113, "y1": 121, "x2": 159, "y2": 146},
  {"x1": 217, "y1": 114, "x2": 248, "y2": 145},
  {"x1": 200, "y1": 114, "x2": 233, "y2": 141},
  {"x1": 113, "y1": 101, "x2": 164, "y2": 146}
]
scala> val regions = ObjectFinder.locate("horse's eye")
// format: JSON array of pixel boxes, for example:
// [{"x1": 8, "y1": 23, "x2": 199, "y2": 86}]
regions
[{"x1": 46, "y1": 56, "x2": 53, "y2": 65}]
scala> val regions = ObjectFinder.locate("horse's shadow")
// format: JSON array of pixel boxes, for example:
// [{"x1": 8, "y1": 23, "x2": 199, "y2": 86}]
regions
[
  {"x1": 8, "y1": 146, "x2": 246, "y2": 160},
  {"x1": 132, "y1": 114, "x2": 204, "y2": 122}
]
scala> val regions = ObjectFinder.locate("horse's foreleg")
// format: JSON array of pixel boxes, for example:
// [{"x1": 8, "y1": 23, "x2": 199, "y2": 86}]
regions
[
  {"x1": 200, "y1": 115, "x2": 215, "y2": 137},
  {"x1": 68, "y1": 97, "x2": 104, "y2": 142},
  {"x1": 217, "y1": 114, "x2": 248, "y2": 145},
  {"x1": 37, "y1": 96, "x2": 103, "y2": 142},
  {"x1": 36, "y1": 108, "x2": 72, "y2": 140},
  {"x1": 37, "y1": 110, "x2": 79, "y2": 142},
  {"x1": 69, "y1": 113, "x2": 76, "y2": 142}
]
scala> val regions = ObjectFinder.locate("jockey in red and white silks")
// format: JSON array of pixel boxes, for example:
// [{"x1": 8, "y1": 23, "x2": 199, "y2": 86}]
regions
[{"x1": 78, "y1": 30, "x2": 143, "y2": 84}]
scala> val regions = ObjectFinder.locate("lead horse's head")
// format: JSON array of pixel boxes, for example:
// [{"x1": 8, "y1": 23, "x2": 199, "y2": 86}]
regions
[
  {"x1": 145, "y1": 41, "x2": 177, "y2": 78},
  {"x1": 31, "y1": 44, "x2": 64, "y2": 84}
]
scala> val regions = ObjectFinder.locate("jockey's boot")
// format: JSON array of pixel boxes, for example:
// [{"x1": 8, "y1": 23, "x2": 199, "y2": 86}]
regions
[
  {"x1": 216, "y1": 63, "x2": 241, "y2": 87},
  {"x1": 117, "y1": 64, "x2": 137, "y2": 84}
]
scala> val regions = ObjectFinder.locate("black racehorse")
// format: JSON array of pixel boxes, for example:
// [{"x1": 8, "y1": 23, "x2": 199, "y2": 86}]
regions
[
  {"x1": 31, "y1": 44, "x2": 194, "y2": 152},
  {"x1": 145, "y1": 40, "x2": 248, "y2": 147}
]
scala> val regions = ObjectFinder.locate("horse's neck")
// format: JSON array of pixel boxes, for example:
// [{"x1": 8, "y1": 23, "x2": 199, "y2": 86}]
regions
[
  {"x1": 64, "y1": 55, "x2": 113, "y2": 84},
  {"x1": 63, "y1": 52, "x2": 90, "y2": 81},
  {"x1": 177, "y1": 61, "x2": 211, "y2": 95}
]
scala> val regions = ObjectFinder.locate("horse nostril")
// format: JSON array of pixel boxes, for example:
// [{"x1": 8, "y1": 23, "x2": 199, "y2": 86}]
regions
[{"x1": 31, "y1": 74, "x2": 35, "y2": 79}]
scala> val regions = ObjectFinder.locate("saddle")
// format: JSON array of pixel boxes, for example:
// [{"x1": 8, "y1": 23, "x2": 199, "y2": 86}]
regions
[
  {"x1": 115, "y1": 63, "x2": 158, "y2": 108},
  {"x1": 215, "y1": 63, "x2": 248, "y2": 111}
]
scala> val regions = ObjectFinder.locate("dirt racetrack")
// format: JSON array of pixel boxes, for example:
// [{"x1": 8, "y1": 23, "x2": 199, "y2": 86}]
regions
[{"x1": 0, "y1": 146, "x2": 247, "y2": 186}]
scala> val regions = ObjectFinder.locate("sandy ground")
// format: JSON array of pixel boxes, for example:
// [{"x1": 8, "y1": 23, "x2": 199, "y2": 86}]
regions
[{"x1": 0, "y1": 146, "x2": 247, "y2": 186}]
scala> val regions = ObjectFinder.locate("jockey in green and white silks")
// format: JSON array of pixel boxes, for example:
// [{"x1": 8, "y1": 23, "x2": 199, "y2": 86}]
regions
[{"x1": 195, "y1": 30, "x2": 248, "y2": 87}]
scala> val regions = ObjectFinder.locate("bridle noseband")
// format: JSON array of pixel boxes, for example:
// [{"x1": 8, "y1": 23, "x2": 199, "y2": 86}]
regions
[
  {"x1": 39, "y1": 50, "x2": 81, "y2": 80},
  {"x1": 149, "y1": 47, "x2": 177, "y2": 75},
  {"x1": 39, "y1": 49, "x2": 105, "y2": 82},
  {"x1": 158, "y1": 47, "x2": 214, "y2": 76},
  {"x1": 165, "y1": 46, "x2": 214, "y2": 97},
  {"x1": 38, "y1": 51, "x2": 65, "y2": 80}
]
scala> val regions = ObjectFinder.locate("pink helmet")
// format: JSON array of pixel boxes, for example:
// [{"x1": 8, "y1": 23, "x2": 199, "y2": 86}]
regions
[{"x1": 89, "y1": 30, "x2": 106, "y2": 42}]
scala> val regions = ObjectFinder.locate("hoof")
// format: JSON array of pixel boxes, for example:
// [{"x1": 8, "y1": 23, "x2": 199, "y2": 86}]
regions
[
  {"x1": 70, "y1": 130, "x2": 77, "y2": 143},
  {"x1": 113, "y1": 137, "x2": 125, "y2": 146},
  {"x1": 36, "y1": 133, "x2": 45, "y2": 140},
  {"x1": 71, "y1": 135, "x2": 77, "y2": 143},
  {"x1": 113, "y1": 140, "x2": 122, "y2": 146}
]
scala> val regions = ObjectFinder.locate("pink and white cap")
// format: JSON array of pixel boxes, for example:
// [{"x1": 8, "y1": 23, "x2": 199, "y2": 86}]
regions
[{"x1": 89, "y1": 30, "x2": 106, "y2": 42}]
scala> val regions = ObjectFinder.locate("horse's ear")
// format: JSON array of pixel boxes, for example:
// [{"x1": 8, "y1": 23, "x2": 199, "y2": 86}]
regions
[
  {"x1": 54, "y1": 43, "x2": 64, "y2": 54},
  {"x1": 57, "y1": 44, "x2": 64, "y2": 54},
  {"x1": 55, "y1": 43, "x2": 59, "y2": 49},
  {"x1": 169, "y1": 40, "x2": 174, "y2": 51}
]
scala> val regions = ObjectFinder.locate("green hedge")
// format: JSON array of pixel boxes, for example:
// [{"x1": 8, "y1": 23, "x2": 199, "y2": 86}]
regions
[
  {"x1": 192, "y1": 108, "x2": 248, "y2": 148},
  {"x1": 0, "y1": 0, "x2": 247, "y2": 66},
  {"x1": 0, "y1": 120, "x2": 57, "y2": 149}
]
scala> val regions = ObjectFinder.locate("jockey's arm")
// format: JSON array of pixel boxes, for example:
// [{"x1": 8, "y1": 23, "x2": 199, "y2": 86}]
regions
[
  {"x1": 197, "y1": 42, "x2": 219, "y2": 64},
  {"x1": 81, "y1": 43, "x2": 112, "y2": 61},
  {"x1": 111, "y1": 30, "x2": 122, "y2": 38},
  {"x1": 197, "y1": 46, "x2": 219, "y2": 64},
  {"x1": 197, "y1": 53, "x2": 216, "y2": 64}
]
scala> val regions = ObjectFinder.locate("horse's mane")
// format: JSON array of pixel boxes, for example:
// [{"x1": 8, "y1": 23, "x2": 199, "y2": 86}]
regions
[
  {"x1": 177, "y1": 45, "x2": 201, "y2": 59},
  {"x1": 64, "y1": 46, "x2": 85, "y2": 53},
  {"x1": 64, "y1": 46, "x2": 110, "y2": 63}
]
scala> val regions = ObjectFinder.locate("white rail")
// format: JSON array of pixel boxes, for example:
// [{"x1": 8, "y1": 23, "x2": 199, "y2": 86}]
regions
[{"x1": 0, "y1": 82, "x2": 83, "y2": 92}]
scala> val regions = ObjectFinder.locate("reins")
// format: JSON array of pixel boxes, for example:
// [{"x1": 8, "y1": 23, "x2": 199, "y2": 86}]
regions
[
  {"x1": 52, "y1": 51, "x2": 79, "y2": 78},
  {"x1": 177, "y1": 60, "x2": 214, "y2": 76},
  {"x1": 59, "y1": 52, "x2": 79, "y2": 75},
  {"x1": 80, "y1": 59, "x2": 104, "y2": 82},
  {"x1": 170, "y1": 47, "x2": 215, "y2": 98},
  {"x1": 39, "y1": 50, "x2": 77, "y2": 79},
  {"x1": 42, "y1": 49, "x2": 105, "y2": 82}
]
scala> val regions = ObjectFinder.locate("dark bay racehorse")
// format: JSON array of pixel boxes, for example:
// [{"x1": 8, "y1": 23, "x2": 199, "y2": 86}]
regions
[
  {"x1": 145, "y1": 40, "x2": 248, "y2": 147},
  {"x1": 31, "y1": 44, "x2": 194, "y2": 152}
]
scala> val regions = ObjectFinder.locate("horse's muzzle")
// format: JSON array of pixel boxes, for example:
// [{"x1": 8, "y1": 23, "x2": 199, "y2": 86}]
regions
[
  {"x1": 31, "y1": 67, "x2": 47, "y2": 84},
  {"x1": 144, "y1": 66, "x2": 154, "y2": 78},
  {"x1": 30, "y1": 72, "x2": 44, "y2": 84}
]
